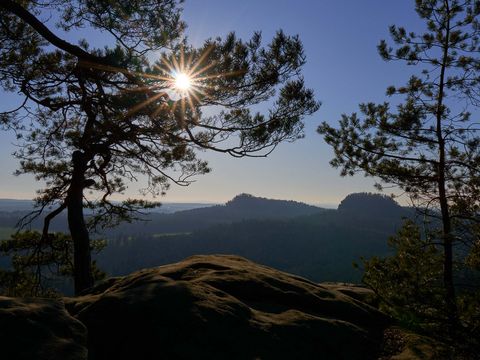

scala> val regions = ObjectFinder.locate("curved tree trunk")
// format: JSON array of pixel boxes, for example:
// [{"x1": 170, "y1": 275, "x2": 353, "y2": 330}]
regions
[{"x1": 68, "y1": 150, "x2": 93, "y2": 295}]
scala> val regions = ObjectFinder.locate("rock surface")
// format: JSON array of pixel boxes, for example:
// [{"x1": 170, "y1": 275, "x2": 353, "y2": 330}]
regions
[
  {"x1": 321, "y1": 282, "x2": 379, "y2": 307},
  {"x1": 66, "y1": 255, "x2": 389, "y2": 359},
  {"x1": 0, "y1": 296, "x2": 87, "y2": 360}
]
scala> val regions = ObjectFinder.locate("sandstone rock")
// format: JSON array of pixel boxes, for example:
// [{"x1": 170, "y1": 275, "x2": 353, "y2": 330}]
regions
[
  {"x1": 321, "y1": 282, "x2": 378, "y2": 307},
  {"x1": 0, "y1": 297, "x2": 87, "y2": 360},
  {"x1": 67, "y1": 255, "x2": 389, "y2": 359}
]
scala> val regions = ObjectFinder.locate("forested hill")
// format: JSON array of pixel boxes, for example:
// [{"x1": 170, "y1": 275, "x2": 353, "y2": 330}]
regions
[
  {"x1": 225, "y1": 193, "x2": 322, "y2": 216},
  {"x1": 153, "y1": 192, "x2": 323, "y2": 227},
  {"x1": 338, "y1": 193, "x2": 406, "y2": 219},
  {"x1": 0, "y1": 193, "x2": 412, "y2": 285},
  {"x1": 0, "y1": 193, "x2": 322, "y2": 235},
  {"x1": 97, "y1": 193, "x2": 413, "y2": 283},
  {"x1": 109, "y1": 193, "x2": 324, "y2": 236}
]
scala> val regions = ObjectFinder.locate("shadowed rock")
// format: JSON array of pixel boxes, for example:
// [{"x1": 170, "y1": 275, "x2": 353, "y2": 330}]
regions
[
  {"x1": 66, "y1": 255, "x2": 389, "y2": 360},
  {"x1": 0, "y1": 297, "x2": 87, "y2": 360},
  {"x1": 321, "y1": 282, "x2": 379, "y2": 307}
]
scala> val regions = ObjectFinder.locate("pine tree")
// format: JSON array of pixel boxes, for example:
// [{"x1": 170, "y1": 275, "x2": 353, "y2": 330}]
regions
[
  {"x1": 0, "y1": 1, "x2": 319, "y2": 294},
  {"x1": 0, "y1": 231, "x2": 105, "y2": 297},
  {"x1": 318, "y1": 0, "x2": 480, "y2": 335}
]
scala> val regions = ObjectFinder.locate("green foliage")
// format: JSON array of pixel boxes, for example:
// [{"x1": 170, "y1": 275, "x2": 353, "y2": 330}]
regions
[
  {"x1": 0, "y1": 231, "x2": 105, "y2": 297},
  {"x1": 362, "y1": 221, "x2": 445, "y2": 330},
  {"x1": 318, "y1": 0, "x2": 480, "y2": 211},
  {"x1": 466, "y1": 240, "x2": 480, "y2": 270},
  {"x1": 456, "y1": 291, "x2": 480, "y2": 350},
  {"x1": 0, "y1": 0, "x2": 318, "y2": 293},
  {"x1": 0, "y1": 1, "x2": 319, "y2": 221},
  {"x1": 318, "y1": 0, "x2": 480, "y2": 340},
  {"x1": 362, "y1": 220, "x2": 480, "y2": 354}
]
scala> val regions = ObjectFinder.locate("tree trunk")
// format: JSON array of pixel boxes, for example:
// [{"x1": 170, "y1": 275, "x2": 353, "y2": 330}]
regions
[
  {"x1": 68, "y1": 150, "x2": 93, "y2": 295},
  {"x1": 438, "y1": 171, "x2": 458, "y2": 333},
  {"x1": 436, "y1": 1, "x2": 458, "y2": 335}
]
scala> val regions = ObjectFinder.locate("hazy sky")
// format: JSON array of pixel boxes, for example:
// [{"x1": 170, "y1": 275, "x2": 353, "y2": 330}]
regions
[{"x1": 0, "y1": 1, "x2": 424, "y2": 205}]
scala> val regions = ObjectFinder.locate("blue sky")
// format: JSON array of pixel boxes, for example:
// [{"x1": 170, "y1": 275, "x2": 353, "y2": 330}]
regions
[{"x1": 0, "y1": 1, "x2": 425, "y2": 205}]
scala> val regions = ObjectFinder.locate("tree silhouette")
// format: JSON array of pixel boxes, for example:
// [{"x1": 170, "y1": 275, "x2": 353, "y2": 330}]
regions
[
  {"x1": 319, "y1": 0, "x2": 480, "y2": 335},
  {"x1": 0, "y1": 1, "x2": 319, "y2": 294}
]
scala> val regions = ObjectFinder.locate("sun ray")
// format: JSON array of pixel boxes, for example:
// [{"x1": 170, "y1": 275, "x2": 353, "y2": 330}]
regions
[
  {"x1": 126, "y1": 92, "x2": 166, "y2": 117},
  {"x1": 80, "y1": 60, "x2": 172, "y2": 82},
  {"x1": 189, "y1": 61, "x2": 217, "y2": 79},
  {"x1": 188, "y1": 45, "x2": 215, "y2": 74},
  {"x1": 171, "y1": 100, "x2": 178, "y2": 114},
  {"x1": 185, "y1": 51, "x2": 194, "y2": 72},
  {"x1": 187, "y1": 96, "x2": 199, "y2": 123},
  {"x1": 171, "y1": 56, "x2": 181, "y2": 74},
  {"x1": 181, "y1": 97, "x2": 186, "y2": 117},
  {"x1": 160, "y1": 56, "x2": 176, "y2": 74},
  {"x1": 189, "y1": 91, "x2": 203, "y2": 104},
  {"x1": 119, "y1": 45, "x2": 240, "y2": 122},
  {"x1": 196, "y1": 69, "x2": 247, "y2": 81},
  {"x1": 150, "y1": 102, "x2": 169, "y2": 118}
]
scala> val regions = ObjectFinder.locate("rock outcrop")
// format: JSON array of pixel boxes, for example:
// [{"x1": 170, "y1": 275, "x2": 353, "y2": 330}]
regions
[
  {"x1": 66, "y1": 255, "x2": 389, "y2": 359},
  {"x1": 0, "y1": 297, "x2": 87, "y2": 360},
  {"x1": 321, "y1": 282, "x2": 379, "y2": 307}
]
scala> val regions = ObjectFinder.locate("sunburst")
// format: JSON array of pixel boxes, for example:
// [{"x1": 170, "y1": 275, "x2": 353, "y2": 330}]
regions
[
  {"x1": 149, "y1": 46, "x2": 221, "y2": 120},
  {"x1": 117, "y1": 52, "x2": 209, "y2": 119},
  {"x1": 173, "y1": 72, "x2": 192, "y2": 92},
  {"x1": 81, "y1": 46, "x2": 242, "y2": 121},
  {"x1": 159, "y1": 47, "x2": 217, "y2": 100}
]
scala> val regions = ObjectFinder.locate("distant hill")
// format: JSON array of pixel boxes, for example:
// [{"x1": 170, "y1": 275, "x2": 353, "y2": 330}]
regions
[
  {"x1": 0, "y1": 194, "x2": 322, "y2": 235},
  {"x1": 105, "y1": 193, "x2": 324, "y2": 236},
  {"x1": 225, "y1": 193, "x2": 321, "y2": 216},
  {"x1": 1, "y1": 193, "x2": 413, "y2": 285},
  {"x1": 96, "y1": 193, "x2": 412, "y2": 283},
  {"x1": 338, "y1": 193, "x2": 408, "y2": 219}
]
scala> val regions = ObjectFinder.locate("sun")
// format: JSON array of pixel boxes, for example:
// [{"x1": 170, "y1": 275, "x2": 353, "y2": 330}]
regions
[
  {"x1": 118, "y1": 46, "x2": 242, "y2": 118},
  {"x1": 174, "y1": 72, "x2": 192, "y2": 91}
]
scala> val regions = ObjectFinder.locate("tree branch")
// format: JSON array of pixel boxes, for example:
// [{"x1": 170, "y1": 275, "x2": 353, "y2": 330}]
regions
[
  {"x1": 0, "y1": 0, "x2": 108, "y2": 65},
  {"x1": 42, "y1": 202, "x2": 68, "y2": 240}
]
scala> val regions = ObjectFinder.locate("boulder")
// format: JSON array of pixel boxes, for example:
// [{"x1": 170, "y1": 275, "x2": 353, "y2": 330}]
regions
[
  {"x1": 0, "y1": 297, "x2": 87, "y2": 360},
  {"x1": 67, "y1": 255, "x2": 389, "y2": 359}
]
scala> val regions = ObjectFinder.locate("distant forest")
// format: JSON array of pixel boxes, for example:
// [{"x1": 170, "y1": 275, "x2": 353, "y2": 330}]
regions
[{"x1": 0, "y1": 193, "x2": 412, "y2": 287}]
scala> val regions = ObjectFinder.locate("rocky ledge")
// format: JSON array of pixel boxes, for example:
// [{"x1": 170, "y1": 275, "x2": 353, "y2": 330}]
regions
[
  {"x1": 0, "y1": 296, "x2": 87, "y2": 360},
  {"x1": 66, "y1": 255, "x2": 388, "y2": 359},
  {"x1": 2, "y1": 255, "x2": 400, "y2": 359}
]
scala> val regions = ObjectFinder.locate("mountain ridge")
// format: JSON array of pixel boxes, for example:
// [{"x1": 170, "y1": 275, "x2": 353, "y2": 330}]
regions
[{"x1": 1, "y1": 193, "x2": 411, "y2": 288}]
